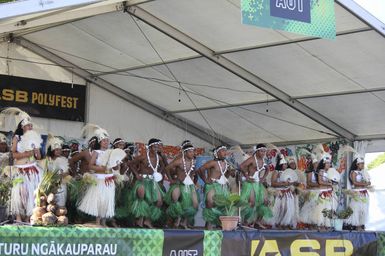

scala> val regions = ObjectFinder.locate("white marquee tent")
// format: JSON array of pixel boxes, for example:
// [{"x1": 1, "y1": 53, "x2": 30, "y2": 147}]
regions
[{"x1": 1, "y1": 0, "x2": 385, "y2": 150}]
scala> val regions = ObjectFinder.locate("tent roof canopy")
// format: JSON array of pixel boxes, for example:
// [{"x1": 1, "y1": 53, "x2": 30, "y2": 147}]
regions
[{"x1": 1, "y1": 0, "x2": 385, "y2": 147}]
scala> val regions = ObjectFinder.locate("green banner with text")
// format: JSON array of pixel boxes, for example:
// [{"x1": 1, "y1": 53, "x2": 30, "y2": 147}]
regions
[{"x1": 241, "y1": 0, "x2": 336, "y2": 39}]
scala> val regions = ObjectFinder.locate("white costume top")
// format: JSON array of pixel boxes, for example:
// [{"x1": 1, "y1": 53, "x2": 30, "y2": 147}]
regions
[
  {"x1": 353, "y1": 170, "x2": 363, "y2": 183},
  {"x1": 95, "y1": 150, "x2": 106, "y2": 166}
]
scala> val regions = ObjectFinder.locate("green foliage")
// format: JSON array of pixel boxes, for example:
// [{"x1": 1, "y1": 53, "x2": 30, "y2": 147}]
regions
[
  {"x1": 368, "y1": 153, "x2": 385, "y2": 170},
  {"x1": 0, "y1": 178, "x2": 13, "y2": 205},
  {"x1": 39, "y1": 170, "x2": 61, "y2": 195},
  {"x1": 322, "y1": 207, "x2": 353, "y2": 219},
  {"x1": 213, "y1": 193, "x2": 247, "y2": 216},
  {"x1": 0, "y1": 0, "x2": 16, "y2": 3}
]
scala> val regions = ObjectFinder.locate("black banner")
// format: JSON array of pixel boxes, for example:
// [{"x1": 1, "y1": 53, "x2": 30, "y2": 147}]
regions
[
  {"x1": 221, "y1": 230, "x2": 377, "y2": 256},
  {"x1": 163, "y1": 230, "x2": 204, "y2": 256},
  {"x1": 0, "y1": 74, "x2": 85, "y2": 122}
]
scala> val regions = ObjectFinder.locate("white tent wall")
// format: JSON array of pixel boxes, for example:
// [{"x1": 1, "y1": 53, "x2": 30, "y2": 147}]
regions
[
  {"x1": 88, "y1": 84, "x2": 211, "y2": 148},
  {"x1": 0, "y1": 42, "x2": 84, "y2": 84}
]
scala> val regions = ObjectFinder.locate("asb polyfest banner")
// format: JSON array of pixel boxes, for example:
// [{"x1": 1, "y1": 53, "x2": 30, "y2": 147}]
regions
[
  {"x1": 0, "y1": 75, "x2": 86, "y2": 122},
  {"x1": 241, "y1": 0, "x2": 336, "y2": 39}
]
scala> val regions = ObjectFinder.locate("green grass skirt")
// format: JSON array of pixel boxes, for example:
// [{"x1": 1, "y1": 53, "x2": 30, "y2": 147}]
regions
[
  {"x1": 202, "y1": 183, "x2": 229, "y2": 225},
  {"x1": 165, "y1": 183, "x2": 199, "y2": 221},
  {"x1": 240, "y1": 182, "x2": 272, "y2": 223},
  {"x1": 129, "y1": 178, "x2": 165, "y2": 221}
]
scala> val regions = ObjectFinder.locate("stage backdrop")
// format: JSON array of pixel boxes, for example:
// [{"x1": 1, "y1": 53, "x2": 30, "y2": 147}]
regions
[{"x1": 0, "y1": 227, "x2": 381, "y2": 256}]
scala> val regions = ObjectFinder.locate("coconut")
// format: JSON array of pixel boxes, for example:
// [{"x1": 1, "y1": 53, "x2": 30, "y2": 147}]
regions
[
  {"x1": 57, "y1": 216, "x2": 68, "y2": 225},
  {"x1": 42, "y1": 212, "x2": 57, "y2": 225},
  {"x1": 46, "y1": 204, "x2": 57, "y2": 213},
  {"x1": 30, "y1": 215, "x2": 40, "y2": 225},
  {"x1": 55, "y1": 207, "x2": 67, "y2": 216},
  {"x1": 32, "y1": 207, "x2": 46, "y2": 219},
  {"x1": 47, "y1": 193, "x2": 56, "y2": 204}
]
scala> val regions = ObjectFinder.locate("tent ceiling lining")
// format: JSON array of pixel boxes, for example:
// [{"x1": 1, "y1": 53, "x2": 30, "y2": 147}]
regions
[
  {"x1": 14, "y1": 37, "x2": 237, "y2": 146},
  {"x1": 126, "y1": 5, "x2": 355, "y2": 141},
  {"x1": 171, "y1": 86, "x2": 385, "y2": 114},
  {"x1": 93, "y1": 27, "x2": 372, "y2": 78}
]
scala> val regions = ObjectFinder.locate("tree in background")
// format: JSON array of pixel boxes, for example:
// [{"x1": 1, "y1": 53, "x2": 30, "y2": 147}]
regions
[{"x1": 368, "y1": 153, "x2": 385, "y2": 170}]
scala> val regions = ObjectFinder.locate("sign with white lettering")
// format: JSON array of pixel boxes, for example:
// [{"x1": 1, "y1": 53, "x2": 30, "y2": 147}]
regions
[
  {"x1": 241, "y1": 0, "x2": 336, "y2": 39},
  {"x1": 270, "y1": 0, "x2": 311, "y2": 23}
]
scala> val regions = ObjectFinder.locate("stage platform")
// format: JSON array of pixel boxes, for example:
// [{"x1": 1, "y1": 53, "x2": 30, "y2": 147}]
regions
[{"x1": 0, "y1": 226, "x2": 382, "y2": 256}]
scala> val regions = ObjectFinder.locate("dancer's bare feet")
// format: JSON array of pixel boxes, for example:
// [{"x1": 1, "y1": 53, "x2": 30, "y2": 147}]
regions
[
  {"x1": 136, "y1": 217, "x2": 144, "y2": 228},
  {"x1": 174, "y1": 217, "x2": 181, "y2": 228},
  {"x1": 143, "y1": 219, "x2": 153, "y2": 229},
  {"x1": 180, "y1": 219, "x2": 189, "y2": 229},
  {"x1": 206, "y1": 222, "x2": 213, "y2": 230},
  {"x1": 255, "y1": 222, "x2": 267, "y2": 229}
]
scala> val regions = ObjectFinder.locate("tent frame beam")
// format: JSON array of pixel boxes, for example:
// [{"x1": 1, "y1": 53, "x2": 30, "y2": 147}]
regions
[
  {"x1": 14, "y1": 37, "x2": 237, "y2": 146},
  {"x1": 242, "y1": 134, "x2": 385, "y2": 148},
  {"x1": 126, "y1": 6, "x2": 356, "y2": 141},
  {"x1": 93, "y1": 27, "x2": 371, "y2": 77},
  {"x1": 172, "y1": 86, "x2": 385, "y2": 113}
]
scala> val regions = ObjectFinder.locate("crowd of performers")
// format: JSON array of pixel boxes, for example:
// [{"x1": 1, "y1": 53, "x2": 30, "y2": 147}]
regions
[{"x1": 0, "y1": 107, "x2": 372, "y2": 230}]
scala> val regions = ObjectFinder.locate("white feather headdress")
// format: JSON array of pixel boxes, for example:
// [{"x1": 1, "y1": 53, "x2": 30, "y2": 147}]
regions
[
  {"x1": 0, "y1": 107, "x2": 32, "y2": 132},
  {"x1": 266, "y1": 143, "x2": 280, "y2": 153},
  {"x1": 0, "y1": 133, "x2": 7, "y2": 143},
  {"x1": 46, "y1": 134, "x2": 63, "y2": 152},
  {"x1": 81, "y1": 123, "x2": 109, "y2": 142}
]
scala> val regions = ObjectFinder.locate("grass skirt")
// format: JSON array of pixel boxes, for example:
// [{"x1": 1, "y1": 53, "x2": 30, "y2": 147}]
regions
[
  {"x1": 270, "y1": 188, "x2": 298, "y2": 228},
  {"x1": 241, "y1": 182, "x2": 272, "y2": 224},
  {"x1": 10, "y1": 163, "x2": 42, "y2": 216},
  {"x1": 202, "y1": 183, "x2": 229, "y2": 225},
  {"x1": 345, "y1": 189, "x2": 369, "y2": 226},
  {"x1": 165, "y1": 183, "x2": 199, "y2": 221},
  {"x1": 129, "y1": 178, "x2": 164, "y2": 221},
  {"x1": 77, "y1": 174, "x2": 115, "y2": 218},
  {"x1": 299, "y1": 189, "x2": 319, "y2": 225},
  {"x1": 312, "y1": 189, "x2": 337, "y2": 227}
]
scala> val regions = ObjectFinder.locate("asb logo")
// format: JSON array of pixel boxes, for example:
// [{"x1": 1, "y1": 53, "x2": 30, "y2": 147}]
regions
[
  {"x1": 251, "y1": 239, "x2": 354, "y2": 256},
  {"x1": 169, "y1": 250, "x2": 198, "y2": 256},
  {"x1": 270, "y1": 0, "x2": 311, "y2": 23}
]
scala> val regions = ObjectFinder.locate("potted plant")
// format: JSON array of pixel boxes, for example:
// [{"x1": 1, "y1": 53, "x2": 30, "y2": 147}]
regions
[
  {"x1": 322, "y1": 207, "x2": 353, "y2": 231},
  {"x1": 213, "y1": 193, "x2": 247, "y2": 231}
]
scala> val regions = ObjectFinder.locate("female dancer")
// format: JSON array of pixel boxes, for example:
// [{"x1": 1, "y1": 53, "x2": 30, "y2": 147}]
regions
[
  {"x1": 345, "y1": 156, "x2": 370, "y2": 230},
  {"x1": 77, "y1": 127, "x2": 115, "y2": 226}
]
